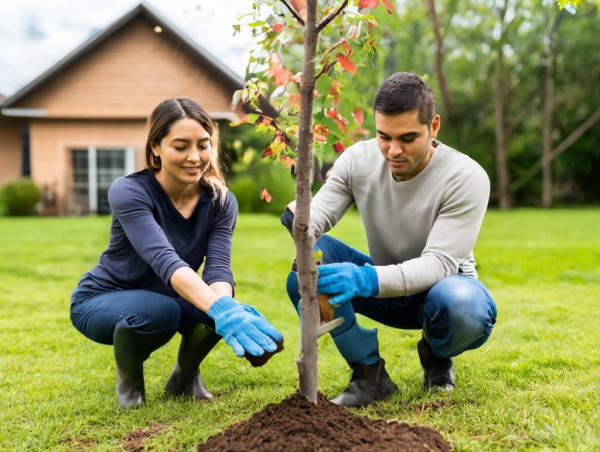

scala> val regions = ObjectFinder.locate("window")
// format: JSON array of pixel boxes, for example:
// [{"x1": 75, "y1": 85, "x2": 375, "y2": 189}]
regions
[{"x1": 71, "y1": 147, "x2": 134, "y2": 214}]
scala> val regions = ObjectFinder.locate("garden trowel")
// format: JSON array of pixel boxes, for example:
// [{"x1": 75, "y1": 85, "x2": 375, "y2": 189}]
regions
[
  {"x1": 312, "y1": 248, "x2": 344, "y2": 337},
  {"x1": 315, "y1": 294, "x2": 344, "y2": 338}
]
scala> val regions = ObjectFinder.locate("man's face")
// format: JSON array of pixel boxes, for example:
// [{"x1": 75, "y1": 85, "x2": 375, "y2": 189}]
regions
[{"x1": 375, "y1": 110, "x2": 440, "y2": 182}]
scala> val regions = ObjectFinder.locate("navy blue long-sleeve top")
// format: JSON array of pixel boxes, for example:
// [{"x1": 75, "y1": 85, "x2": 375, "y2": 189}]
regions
[{"x1": 76, "y1": 169, "x2": 237, "y2": 298}]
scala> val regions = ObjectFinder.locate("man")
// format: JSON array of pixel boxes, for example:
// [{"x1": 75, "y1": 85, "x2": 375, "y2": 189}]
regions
[{"x1": 282, "y1": 72, "x2": 497, "y2": 408}]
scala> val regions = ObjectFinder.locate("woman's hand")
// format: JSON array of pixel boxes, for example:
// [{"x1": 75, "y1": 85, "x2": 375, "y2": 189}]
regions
[{"x1": 207, "y1": 296, "x2": 283, "y2": 357}]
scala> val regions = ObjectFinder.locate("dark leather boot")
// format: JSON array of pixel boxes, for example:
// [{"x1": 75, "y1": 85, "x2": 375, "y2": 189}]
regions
[
  {"x1": 417, "y1": 337, "x2": 456, "y2": 391},
  {"x1": 330, "y1": 358, "x2": 398, "y2": 407},
  {"x1": 164, "y1": 323, "x2": 221, "y2": 401},
  {"x1": 113, "y1": 323, "x2": 148, "y2": 409}
]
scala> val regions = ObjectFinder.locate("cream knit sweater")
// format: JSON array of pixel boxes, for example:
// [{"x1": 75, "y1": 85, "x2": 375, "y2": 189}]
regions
[{"x1": 310, "y1": 138, "x2": 490, "y2": 297}]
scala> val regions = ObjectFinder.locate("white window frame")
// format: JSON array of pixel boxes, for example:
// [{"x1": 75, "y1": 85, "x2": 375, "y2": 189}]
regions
[{"x1": 73, "y1": 146, "x2": 135, "y2": 214}]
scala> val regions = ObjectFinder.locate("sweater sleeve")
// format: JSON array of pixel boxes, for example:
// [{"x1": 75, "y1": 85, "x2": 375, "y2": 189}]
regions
[
  {"x1": 202, "y1": 191, "x2": 237, "y2": 288},
  {"x1": 375, "y1": 161, "x2": 490, "y2": 297},
  {"x1": 310, "y1": 150, "x2": 356, "y2": 239},
  {"x1": 107, "y1": 177, "x2": 188, "y2": 285}
]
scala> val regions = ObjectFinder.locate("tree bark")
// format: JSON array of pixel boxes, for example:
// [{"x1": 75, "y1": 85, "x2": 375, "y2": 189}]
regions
[
  {"x1": 422, "y1": 0, "x2": 456, "y2": 122},
  {"x1": 494, "y1": 50, "x2": 510, "y2": 209},
  {"x1": 293, "y1": 0, "x2": 319, "y2": 404},
  {"x1": 493, "y1": 2, "x2": 511, "y2": 209},
  {"x1": 541, "y1": 36, "x2": 555, "y2": 208}
]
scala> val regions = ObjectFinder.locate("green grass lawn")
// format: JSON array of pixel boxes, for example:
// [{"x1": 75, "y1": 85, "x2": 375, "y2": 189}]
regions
[{"x1": 0, "y1": 208, "x2": 599, "y2": 451}]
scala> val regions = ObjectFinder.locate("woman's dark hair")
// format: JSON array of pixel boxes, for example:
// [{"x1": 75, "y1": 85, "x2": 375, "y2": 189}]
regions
[{"x1": 374, "y1": 72, "x2": 436, "y2": 126}]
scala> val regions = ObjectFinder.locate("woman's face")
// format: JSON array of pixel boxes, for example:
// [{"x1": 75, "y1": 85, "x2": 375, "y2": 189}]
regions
[{"x1": 152, "y1": 117, "x2": 212, "y2": 190}]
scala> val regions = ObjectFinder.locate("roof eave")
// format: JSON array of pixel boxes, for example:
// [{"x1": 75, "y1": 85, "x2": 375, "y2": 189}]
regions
[{"x1": 1, "y1": 1, "x2": 245, "y2": 109}]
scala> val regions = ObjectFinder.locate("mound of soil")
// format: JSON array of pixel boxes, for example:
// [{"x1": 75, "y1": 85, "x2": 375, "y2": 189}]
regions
[{"x1": 198, "y1": 392, "x2": 451, "y2": 451}]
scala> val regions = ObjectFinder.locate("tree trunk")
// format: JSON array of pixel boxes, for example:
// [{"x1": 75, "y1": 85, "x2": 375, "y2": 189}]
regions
[
  {"x1": 493, "y1": 2, "x2": 511, "y2": 209},
  {"x1": 494, "y1": 50, "x2": 511, "y2": 209},
  {"x1": 294, "y1": 0, "x2": 319, "y2": 404},
  {"x1": 541, "y1": 38, "x2": 554, "y2": 208},
  {"x1": 423, "y1": 0, "x2": 456, "y2": 122}
]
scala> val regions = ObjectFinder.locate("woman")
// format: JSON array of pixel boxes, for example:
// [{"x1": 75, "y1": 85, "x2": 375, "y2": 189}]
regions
[{"x1": 70, "y1": 98, "x2": 283, "y2": 408}]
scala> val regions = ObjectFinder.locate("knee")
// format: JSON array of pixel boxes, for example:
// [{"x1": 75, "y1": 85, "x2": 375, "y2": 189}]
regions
[
  {"x1": 428, "y1": 276, "x2": 495, "y2": 318},
  {"x1": 122, "y1": 298, "x2": 181, "y2": 337},
  {"x1": 424, "y1": 276, "x2": 497, "y2": 351}
]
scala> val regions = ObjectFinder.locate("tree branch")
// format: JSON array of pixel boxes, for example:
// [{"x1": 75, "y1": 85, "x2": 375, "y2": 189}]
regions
[
  {"x1": 510, "y1": 106, "x2": 600, "y2": 192},
  {"x1": 314, "y1": 39, "x2": 347, "y2": 79},
  {"x1": 547, "y1": 106, "x2": 600, "y2": 163},
  {"x1": 279, "y1": 0, "x2": 306, "y2": 25},
  {"x1": 506, "y1": 93, "x2": 541, "y2": 138},
  {"x1": 315, "y1": 61, "x2": 338, "y2": 79},
  {"x1": 317, "y1": 0, "x2": 348, "y2": 32}
]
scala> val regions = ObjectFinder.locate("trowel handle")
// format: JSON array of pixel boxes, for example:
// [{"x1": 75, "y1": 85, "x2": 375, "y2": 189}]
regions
[
  {"x1": 318, "y1": 293, "x2": 334, "y2": 323},
  {"x1": 314, "y1": 248, "x2": 334, "y2": 323}
]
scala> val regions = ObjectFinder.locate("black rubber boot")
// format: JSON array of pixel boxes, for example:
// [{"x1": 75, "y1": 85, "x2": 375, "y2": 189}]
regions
[
  {"x1": 417, "y1": 337, "x2": 456, "y2": 391},
  {"x1": 113, "y1": 323, "x2": 149, "y2": 409},
  {"x1": 164, "y1": 323, "x2": 221, "y2": 401},
  {"x1": 330, "y1": 358, "x2": 398, "y2": 408}
]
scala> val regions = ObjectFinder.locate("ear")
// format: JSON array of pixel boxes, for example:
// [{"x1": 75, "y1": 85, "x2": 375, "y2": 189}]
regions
[{"x1": 430, "y1": 115, "x2": 441, "y2": 139}]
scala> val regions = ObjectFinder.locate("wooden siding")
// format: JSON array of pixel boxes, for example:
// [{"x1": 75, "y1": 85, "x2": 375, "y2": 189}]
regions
[
  {"x1": 17, "y1": 19, "x2": 237, "y2": 118},
  {"x1": 29, "y1": 118, "x2": 146, "y2": 215},
  {"x1": 0, "y1": 117, "x2": 25, "y2": 185}
]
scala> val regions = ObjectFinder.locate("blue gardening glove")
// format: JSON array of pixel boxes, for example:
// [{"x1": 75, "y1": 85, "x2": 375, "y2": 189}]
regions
[
  {"x1": 208, "y1": 296, "x2": 283, "y2": 357},
  {"x1": 317, "y1": 262, "x2": 379, "y2": 306}
]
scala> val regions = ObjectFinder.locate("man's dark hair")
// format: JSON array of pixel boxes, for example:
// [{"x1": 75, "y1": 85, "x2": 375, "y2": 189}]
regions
[{"x1": 374, "y1": 72, "x2": 436, "y2": 126}]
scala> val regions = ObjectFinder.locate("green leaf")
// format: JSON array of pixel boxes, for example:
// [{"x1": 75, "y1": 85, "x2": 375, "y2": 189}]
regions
[{"x1": 246, "y1": 114, "x2": 261, "y2": 124}]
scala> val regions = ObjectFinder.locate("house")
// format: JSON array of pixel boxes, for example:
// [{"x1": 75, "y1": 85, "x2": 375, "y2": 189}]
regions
[{"x1": 0, "y1": 1, "x2": 245, "y2": 215}]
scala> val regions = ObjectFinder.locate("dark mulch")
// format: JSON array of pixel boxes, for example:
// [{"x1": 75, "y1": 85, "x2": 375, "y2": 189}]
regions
[{"x1": 198, "y1": 392, "x2": 451, "y2": 451}]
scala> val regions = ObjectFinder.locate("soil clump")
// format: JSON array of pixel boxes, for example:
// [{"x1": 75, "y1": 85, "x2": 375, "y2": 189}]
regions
[{"x1": 198, "y1": 392, "x2": 451, "y2": 451}]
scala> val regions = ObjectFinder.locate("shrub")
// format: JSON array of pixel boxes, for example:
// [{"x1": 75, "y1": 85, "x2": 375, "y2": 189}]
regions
[
  {"x1": 229, "y1": 176, "x2": 258, "y2": 213},
  {"x1": 0, "y1": 178, "x2": 41, "y2": 216},
  {"x1": 227, "y1": 148, "x2": 296, "y2": 215}
]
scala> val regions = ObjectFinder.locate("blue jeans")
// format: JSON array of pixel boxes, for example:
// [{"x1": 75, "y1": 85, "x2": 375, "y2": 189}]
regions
[
  {"x1": 70, "y1": 287, "x2": 215, "y2": 355},
  {"x1": 286, "y1": 235, "x2": 497, "y2": 365}
]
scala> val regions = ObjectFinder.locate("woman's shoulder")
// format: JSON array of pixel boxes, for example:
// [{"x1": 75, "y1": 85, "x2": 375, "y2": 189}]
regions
[{"x1": 108, "y1": 169, "x2": 155, "y2": 207}]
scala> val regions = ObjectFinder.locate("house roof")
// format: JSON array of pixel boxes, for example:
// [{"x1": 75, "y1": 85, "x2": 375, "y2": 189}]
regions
[{"x1": 1, "y1": 1, "x2": 245, "y2": 112}]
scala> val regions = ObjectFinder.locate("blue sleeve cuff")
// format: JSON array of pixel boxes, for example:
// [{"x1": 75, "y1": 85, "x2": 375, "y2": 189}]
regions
[{"x1": 362, "y1": 265, "x2": 379, "y2": 297}]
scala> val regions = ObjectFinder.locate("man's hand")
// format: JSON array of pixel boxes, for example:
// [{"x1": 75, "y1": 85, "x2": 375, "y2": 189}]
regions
[
  {"x1": 208, "y1": 296, "x2": 283, "y2": 357},
  {"x1": 317, "y1": 262, "x2": 379, "y2": 305}
]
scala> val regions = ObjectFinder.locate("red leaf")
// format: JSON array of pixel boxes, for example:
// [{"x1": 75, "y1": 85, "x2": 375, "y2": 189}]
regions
[
  {"x1": 260, "y1": 188, "x2": 272, "y2": 204},
  {"x1": 328, "y1": 80, "x2": 342, "y2": 104},
  {"x1": 353, "y1": 108, "x2": 364, "y2": 125},
  {"x1": 271, "y1": 23, "x2": 284, "y2": 33},
  {"x1": 269, "y1": 53, "x2": 292, "y2": 86},
  {"x1": 258, "y1": 116, "x2": 272, "y2": 127},
  {"x1": 359, "y1": 0, "x2": 379, "y2": 8},
  {"x1": 381, "y1": 0, "x2": 395, "y2": 12},
  {"x1": 276, "y1": 131, "x2": 291, "y2": 145},
  {"x1": 313, "y1": 125, "x2": 329, "y2": 142},
  {"x1": 229, "y1": 115, "x2": 248, "y2": 127},
  {"x1": 262, "y1": 146, "x2": 274, "y2": 159},
  {"x1": 335, "y1": 118, "x2": 347, "y2": 133},
  {"x1": 336, "y1": 55, "x2": 356, "y2": 74},
  {"x1": 333, "y1": 142, "x2": 346, "y2": 153},
  {"x1": 281, "y1": 155, "x2": 296, "y2": 168},
  {"x1": 326, "y1": 109, "x2": 338, "y2": 119},
  {"x1": 287, "y1": 93, "x2": 301, "y2": 107}
]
